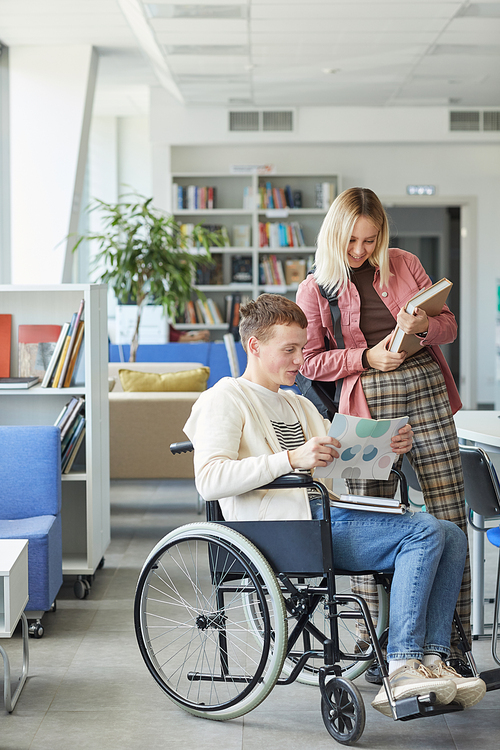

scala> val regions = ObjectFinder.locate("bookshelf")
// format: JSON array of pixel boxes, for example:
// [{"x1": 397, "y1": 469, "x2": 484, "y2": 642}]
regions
[
  {"x1": 170, "y1": 172, "x2": 340, "y2": 334},
  {"x1": 0, "y1": 285, "x2": 110, "y2": 597}
]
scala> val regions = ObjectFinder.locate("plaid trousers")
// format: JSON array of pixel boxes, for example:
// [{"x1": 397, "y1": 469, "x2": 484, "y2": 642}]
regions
[{"x1": 346, "y1": 349, "x2": 471, "y2": 657}]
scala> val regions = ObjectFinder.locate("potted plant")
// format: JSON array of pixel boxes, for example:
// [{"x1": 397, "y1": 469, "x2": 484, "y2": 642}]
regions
[{"x1": 74, "y1": 193, "x2": 223, "y2": 361}]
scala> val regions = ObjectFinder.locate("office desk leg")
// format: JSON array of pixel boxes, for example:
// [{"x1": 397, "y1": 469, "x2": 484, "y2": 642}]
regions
[
  {"x1": 0, "y1": 613, "x2": 30, "y2": 712},
  {"x1": 472, "y1": 512, "x2": 485, "y2": 637}
]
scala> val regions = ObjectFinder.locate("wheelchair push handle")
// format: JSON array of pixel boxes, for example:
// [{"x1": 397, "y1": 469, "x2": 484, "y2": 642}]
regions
[{"x1": 170, "y1": 441, "x2": 194, "y2": 455}]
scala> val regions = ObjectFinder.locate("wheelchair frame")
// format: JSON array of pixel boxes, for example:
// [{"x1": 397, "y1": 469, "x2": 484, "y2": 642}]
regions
[{"x1": 134, "y1": 441, "x2": 500, "y2": 745}]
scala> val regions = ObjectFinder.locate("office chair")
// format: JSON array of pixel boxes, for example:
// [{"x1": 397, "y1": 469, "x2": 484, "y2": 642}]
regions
[{"x1": 460, "y1": 444, "x2": 500, "y2": 666}]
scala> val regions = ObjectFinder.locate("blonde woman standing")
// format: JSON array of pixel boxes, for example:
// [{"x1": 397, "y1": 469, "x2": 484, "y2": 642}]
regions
[{"x1": 296, "y1": 187, "x2": 471, "y2": 672}]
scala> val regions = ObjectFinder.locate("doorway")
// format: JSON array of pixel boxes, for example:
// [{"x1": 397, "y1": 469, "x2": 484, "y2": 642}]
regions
[{"x1": 385, "y1": 205, "x2": 461, "y2": 388}]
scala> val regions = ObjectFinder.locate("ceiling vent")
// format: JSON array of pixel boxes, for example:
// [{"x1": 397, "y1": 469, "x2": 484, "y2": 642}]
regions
[
  {"x1": 229, "y1": 110, "x2": 294, "y2": 132},
  {"x1": 450, "y1": 110, "x2": 500, "y2": 131},
  {"x1": 484, "y1": 111, "x2": 500, "y2": 131}
]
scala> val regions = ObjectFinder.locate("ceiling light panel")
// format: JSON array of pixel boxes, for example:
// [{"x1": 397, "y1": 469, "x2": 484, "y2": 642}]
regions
[
  {"x1": 150, "y1": 18, "x2": 246, "y2": 32},
  {"x1": 457, "y1": 3, "x2": 500, "y2": 17},
  {"x1": 250, "y1": 2, "x2": 463, "y2": 20},
  {"x1": 432, "y1": 44, "x2": 500, "y2": 55},
  {"x1": 165, "y1": 44, "x2": 248, "y2": 54},
  {"x1": 166, "y1": 56, "x2": 250, "y2": 74},
  {"x1": 146, "y1": 4, "x2": 247, "y2": 18}
]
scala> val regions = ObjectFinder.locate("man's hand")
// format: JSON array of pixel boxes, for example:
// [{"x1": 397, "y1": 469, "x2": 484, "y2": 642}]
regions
[
  {"x1": 288, "y1": 436, "x2": 340, "y2": 470},
  {"x1": 390, "y1": 423, "x2": 413, "y2": 455},
  {"x1": 366, "y1": 333, "x2": 406, "y2": 372}
]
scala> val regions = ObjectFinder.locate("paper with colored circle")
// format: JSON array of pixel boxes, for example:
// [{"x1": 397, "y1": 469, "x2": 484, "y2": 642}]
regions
[{"x1": 314, "y1": 413, "x2": 409, "y2": 480}]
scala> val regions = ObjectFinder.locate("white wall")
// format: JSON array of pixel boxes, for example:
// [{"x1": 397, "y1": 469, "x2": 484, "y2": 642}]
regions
[
  {"x1": 147, "y1": 88, "x2": 500, "y2": 406},
  {"x1": 9, "y1": 46, "x2": 97, "y2": 283},
  {"x1": 87, "y1": 114, "x2": 152, "y2": 335}
]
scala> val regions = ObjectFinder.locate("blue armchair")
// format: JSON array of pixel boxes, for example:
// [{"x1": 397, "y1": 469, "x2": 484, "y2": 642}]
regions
[{"x1": 0, "y1": 426, "x2": 63, "y2": 631}]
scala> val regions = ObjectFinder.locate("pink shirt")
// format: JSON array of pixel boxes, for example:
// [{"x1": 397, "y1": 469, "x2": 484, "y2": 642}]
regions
[{"x1": 296, "y1": 248, "x2": 462, "y2": 418}]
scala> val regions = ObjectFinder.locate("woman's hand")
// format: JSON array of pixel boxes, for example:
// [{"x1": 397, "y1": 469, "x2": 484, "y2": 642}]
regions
[
  {"x1": 365, "y1": 334, "x2": 406, "y2": 372},
  {"x1": 390, "y1": 423, "x2": 414, "y2": 454},
  {"x1": 288, "y1": 436, "x2": 340, "y2": 471},
  {"x1": 396, "y1": 306, "x2": 429, "y2": 336}
]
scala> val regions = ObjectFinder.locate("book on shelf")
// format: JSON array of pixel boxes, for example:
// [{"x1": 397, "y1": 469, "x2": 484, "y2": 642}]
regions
[
  {"x1": 259, "y1": 221, "x2": 305, "y2": 248},
  {"x1": 200, "y1": 224, "x2": 230, "y2": 247},
  {"x1": 0, "y1": 376, "x2": 39, "y2": 389},
  {"x1": 389, "y1": 278, "x2": 453, "y2": 356},
  {"x1": 233, "y1": 224, "x2": 252, "y2": 247},
  {"x1": 61, "y1": 413, "x2": 86, "y2": 470},
  {"x1": 63, "y1": 322, "x2": 84, "y2": 387},
  {"x1": 184, "y1": 300, "x2": 198, "y2": 325},
  {"x1": 315, "y1": 182, "x2": 335, "y2": 209},
  {"x1": 206, "y1": 298, "x2": 224, "y2": 324},
  {"x1": 51, "y1": 313, "x2": 77, "y2": 387},
  {"x1": 18, "y1": 323, "x2": 62, "y2": 379},
  {"x1": 284, "y1": 185, "x2": 295, "y2": 208},
  {"x1": 315, "y1": 413, "x2": 409, "y2": 481},
  {"x1": 226, "y1": 294, "x2": 241, "y2": 334},
  {"x1": 62, "y1": 425, "x2": 86, "y2": 474},
  {"x1": 195, "y1": 251, "x2": 224, "y2": 285},
  {"x1": 49, "y1": 298, "x2": 85, "y2": 388},
  {"x1": 259, "y1": 255, "x2": 285, "y2": 285},
  {"x1": 41, "y1": 322, "x2": 70, "y2": 387},
  {"x1": 285, "y1": 258, "x2": 307, "y2": 285},
  {"x1": 195, "y1": 298, "x2": 210, "y2": 325},
  {"x1": 176, "y1": 184, "x2": 217, "y2": 210},
  {"x1": 243, "y1": 186, "x2": 255, "y2": 210},
  {"x1": 0, "y1": 314, "x2": 12, "y2": 377},
  {"x1": 231, "y1": 255, "x2": 253, "y2": 283},
  {"x1": 55, "y1": 396, "x2": 85, "y2": 440}
]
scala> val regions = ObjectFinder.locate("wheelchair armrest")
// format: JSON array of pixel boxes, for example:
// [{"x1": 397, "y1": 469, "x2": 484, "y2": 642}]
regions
[
  {"x1": 170, "y1": 441, "x2": 194, "y2": 455},
  {"x1": 260, "y1": 472, "x2": 314, "y2": 490}
]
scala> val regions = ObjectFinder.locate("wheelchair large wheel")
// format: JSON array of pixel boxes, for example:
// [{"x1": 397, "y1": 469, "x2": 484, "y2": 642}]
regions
[
  {"x1": 321, "y1": 677, "x2": 365, "y2": 745},
  {"x1": 134, "y1": 522, "x2": 288, "y2": 721},
  {"x1": 245, "y1": 574, "x2": 388, "y2": 685}
]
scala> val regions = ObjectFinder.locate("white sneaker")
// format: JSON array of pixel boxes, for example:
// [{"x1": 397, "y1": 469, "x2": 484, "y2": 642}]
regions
[
  {"x1": 427, "y1": 661, "x2": 486, "y2": 708},
  {"x1": 371, "y1": 659, "x2": 457, "y2": 717}
]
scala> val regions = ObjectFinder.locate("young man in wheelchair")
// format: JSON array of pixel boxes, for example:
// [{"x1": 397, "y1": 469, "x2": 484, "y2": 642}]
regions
[{"x1": 184, "y1": 294, "x2": 485, "y2": 716}]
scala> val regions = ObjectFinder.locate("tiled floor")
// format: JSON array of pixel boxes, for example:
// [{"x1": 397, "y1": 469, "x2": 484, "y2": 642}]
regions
[{"x1": 2, "y1": 478, "x2": 500, "y2": 750}]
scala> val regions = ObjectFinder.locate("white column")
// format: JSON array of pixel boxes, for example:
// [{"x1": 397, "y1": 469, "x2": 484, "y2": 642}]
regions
[{"x1": 9, "y1": 46, "x2": 98, "y2": 284}]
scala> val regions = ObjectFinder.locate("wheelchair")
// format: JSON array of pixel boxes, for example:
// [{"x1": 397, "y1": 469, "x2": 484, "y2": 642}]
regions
[{"x1": 134, "y1": 441, "x2": 500, "y2": 745}]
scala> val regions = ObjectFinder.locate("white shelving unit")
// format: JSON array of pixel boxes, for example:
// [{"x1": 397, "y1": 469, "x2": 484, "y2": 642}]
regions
[
  {"x1": 170, "y1": 172, "x2": 340, "y2": 334},
  {"x1": 0, "y1": 285, "x2": 110, "y2": 587}
]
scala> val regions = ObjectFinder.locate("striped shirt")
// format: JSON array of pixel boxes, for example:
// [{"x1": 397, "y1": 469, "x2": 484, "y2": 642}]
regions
[{"x1": 241, "y1": 380, "x2": 318, "y2": 499}]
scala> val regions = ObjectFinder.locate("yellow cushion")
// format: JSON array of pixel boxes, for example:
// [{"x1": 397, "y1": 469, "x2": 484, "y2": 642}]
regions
[{"x1": 118, "y1": 367, "x2": 210, "y2": 393}]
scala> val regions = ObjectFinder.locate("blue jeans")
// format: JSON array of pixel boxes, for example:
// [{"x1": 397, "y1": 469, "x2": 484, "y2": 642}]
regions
[{"x1": 310, "y1": 501, "x2": 467, "y2": 661}]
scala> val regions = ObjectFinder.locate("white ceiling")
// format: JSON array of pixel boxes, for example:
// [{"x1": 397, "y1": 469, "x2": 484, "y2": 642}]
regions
[{"x1": 1, "y1": 0, "x2": 500, "y2": 115}]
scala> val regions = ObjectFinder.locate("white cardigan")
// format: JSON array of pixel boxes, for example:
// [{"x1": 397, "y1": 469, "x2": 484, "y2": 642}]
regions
[{"x1": 183, "y1": 377, "x2": 331, "y2": 521}]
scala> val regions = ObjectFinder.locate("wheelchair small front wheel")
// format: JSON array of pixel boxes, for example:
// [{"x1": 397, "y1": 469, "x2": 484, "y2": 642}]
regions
[{"x1": 321, "y1": 677, "x2": 365, "y2": 745}]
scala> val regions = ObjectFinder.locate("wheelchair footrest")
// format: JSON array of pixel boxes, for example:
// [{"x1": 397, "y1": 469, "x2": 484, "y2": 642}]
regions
[
  {"x1": 395, "y1": 695, "x2": 463, "y2": 721},
  {"x1": 480, "y1": 667, "x2": 500, "y2": 691}
]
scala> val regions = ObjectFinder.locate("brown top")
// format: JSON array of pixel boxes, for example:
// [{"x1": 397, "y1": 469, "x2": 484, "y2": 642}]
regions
[{"x1": 350, "y1": 261, "x2": 396, "y2": 348}]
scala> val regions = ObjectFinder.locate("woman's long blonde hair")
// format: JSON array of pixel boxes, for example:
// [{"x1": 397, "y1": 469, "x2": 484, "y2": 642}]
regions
[{"x1": 314, "y1": 187, "x2": 390, "y2": 294}]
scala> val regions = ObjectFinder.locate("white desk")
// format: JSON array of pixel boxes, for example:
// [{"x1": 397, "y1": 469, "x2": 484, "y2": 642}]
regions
[
  {"x1": 454, "y1": 410, "x2": 500, "y2": 637},
  {"x1": 0, "y1": 539, "x2": 29, "y2": 712}
]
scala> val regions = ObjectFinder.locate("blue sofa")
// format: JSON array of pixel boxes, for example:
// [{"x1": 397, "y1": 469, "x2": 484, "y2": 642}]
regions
[{"x1": 0, "y1": 426, "x2": 63, "y2": 615}]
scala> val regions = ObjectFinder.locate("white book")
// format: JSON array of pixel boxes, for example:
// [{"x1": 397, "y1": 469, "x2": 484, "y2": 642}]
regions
[
  {"x1": 339, "y1": 493, "x2": 401, "y2": 507},
  {"x1": 331, "y1": 498, "x2": 406, "y2": 515},
  {"x1": 41, "y1": 322, "x2": 70, "y2": 387}
]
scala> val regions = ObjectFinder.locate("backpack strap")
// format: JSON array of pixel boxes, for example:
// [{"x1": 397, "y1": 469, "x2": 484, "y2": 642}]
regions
[{"x1": 316, "y1": 281, "x2": 345, "y2": 351}]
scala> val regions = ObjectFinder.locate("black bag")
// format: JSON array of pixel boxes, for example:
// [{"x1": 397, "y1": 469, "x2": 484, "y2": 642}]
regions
[{"x1": 295, "y1": 280, "x2": 345, "y2": 421}]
